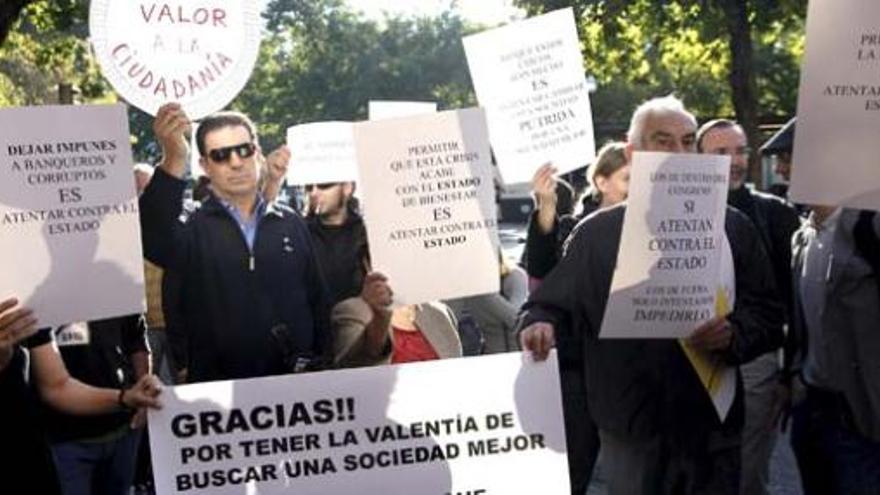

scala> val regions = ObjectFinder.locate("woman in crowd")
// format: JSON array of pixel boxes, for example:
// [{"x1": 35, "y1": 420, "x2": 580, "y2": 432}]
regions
[
  {"x1": 331, "y1": 273, "x2": 461, "y2": 367},
  {"x1": 522, "y1": 141, "x2": 630, "y2": 495}
]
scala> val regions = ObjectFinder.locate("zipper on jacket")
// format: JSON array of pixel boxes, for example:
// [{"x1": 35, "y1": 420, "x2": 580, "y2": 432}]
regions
[{"x1": 249, "y1": 255, "x2": 255, "y2": 272}]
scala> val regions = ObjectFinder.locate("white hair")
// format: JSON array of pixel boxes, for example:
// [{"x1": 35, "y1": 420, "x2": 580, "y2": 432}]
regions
[{"x1": 626, "y1": 94, "x2": 697, "y2": 149}]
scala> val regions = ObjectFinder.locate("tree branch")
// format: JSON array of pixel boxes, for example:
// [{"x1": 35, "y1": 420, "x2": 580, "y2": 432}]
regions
[{"x1": 0, "y1": 0, "x2": 34, "y2": 47}]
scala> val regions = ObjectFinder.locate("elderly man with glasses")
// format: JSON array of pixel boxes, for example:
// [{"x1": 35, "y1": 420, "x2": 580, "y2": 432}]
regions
[{"x1": 139, "y1": 103, "x2": 331, "y2": 383}]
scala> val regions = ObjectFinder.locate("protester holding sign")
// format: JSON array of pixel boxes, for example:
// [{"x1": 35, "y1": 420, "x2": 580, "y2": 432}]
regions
[
  {"x1": 521, "y1": 141, "x2": 629, "y2": 495},
  {"x1": 139, "y1": 103, "x2": 331, "y2": 382},
  {"x1": 0, "y1": 298, "x2": 162, "y2": 494},
  {"x1": 526, "y1": 141, "x2": 630, "y2": 280},
  {"x1": 519, "y1": 95, "x2": 783, "y2": 494},
  {"x1": 332, "y1": 273, "x2": 462, "y2": 368}
]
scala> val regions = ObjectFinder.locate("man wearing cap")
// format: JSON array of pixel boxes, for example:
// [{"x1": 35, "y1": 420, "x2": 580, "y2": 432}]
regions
[{"x1": 759, "y1": 118, "x2": 796, "y2": 201}]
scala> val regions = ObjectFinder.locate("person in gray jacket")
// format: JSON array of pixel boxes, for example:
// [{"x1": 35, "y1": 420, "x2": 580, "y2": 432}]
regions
[
  {"x1": 332, "y1": 272, "x2": 462, "y2": 368},
  {"x1": 784, "y1": 207, "x2": 880, "y2": 494},
  {"x1": 519, "y1": 95, "x2": 784, "y2": 494}
]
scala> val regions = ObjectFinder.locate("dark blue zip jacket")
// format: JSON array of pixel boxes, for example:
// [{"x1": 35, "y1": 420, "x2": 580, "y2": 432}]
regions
[{"x1": 140, "y1": 168, "x2": 330, "y2": 383}]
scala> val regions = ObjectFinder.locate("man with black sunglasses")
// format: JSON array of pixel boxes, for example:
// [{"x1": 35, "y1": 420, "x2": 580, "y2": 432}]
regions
[
  {"x1": 301, "y1": 181, "x2": 369, "y2": 308},
  {"x1": 139, "y1": 103, "x2": 331, "y2": 383}
]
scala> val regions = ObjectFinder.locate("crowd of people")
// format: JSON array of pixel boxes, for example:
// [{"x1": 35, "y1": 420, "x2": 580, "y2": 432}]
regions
[{"x1": 1, "y1": 95, "x2": 877, "y2": 495}]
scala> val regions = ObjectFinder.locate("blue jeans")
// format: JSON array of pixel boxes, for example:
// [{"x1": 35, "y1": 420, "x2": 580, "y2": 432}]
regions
[
  {"x1": 791, "y1": 386, "x2": 880, "y2": 495},
  {"x1": 51, "y1": 427, "x2": 142, "y2": 495}
]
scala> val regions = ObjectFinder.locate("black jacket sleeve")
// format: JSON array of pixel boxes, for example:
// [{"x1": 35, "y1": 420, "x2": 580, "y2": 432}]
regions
[
  {"x1": 519, "y1": 217, "x2": 591, "y2": 331},
  {"x1": 767, "y1": 199, "x2": 802, "y2": 314},
  {"x1": 119, "y1": 314, "x2": 149, "y2": 356},
  {"x1": 298, "y1": 219, "x2": 333, "y2": 365},
  {"x1": 722, "y1": 209, "x2": 786, "y2": 365},
  {"x1": 524, "y1": 210, "x2": 561, "y2": 279},
  {"x1": 161, "y1": 269, "x2": 188, "y2": 373},
  {"x1": 139, "y1": 167, "x2": 189, "y2": 271}
]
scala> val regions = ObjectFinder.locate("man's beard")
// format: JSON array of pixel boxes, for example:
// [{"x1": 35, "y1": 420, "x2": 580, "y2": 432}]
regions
[{"x1": 318, "y1": 194, "x2": 347, "y2": 221}]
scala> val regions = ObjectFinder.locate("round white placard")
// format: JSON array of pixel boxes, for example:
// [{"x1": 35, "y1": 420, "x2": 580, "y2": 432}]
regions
[{"x1": 90, "y1": 1, "x2": 262, "y2": 120}]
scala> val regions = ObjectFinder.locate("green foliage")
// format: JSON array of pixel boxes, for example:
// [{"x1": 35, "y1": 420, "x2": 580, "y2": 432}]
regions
[
  {"x1": 1, "y1": 0, "x2": 481, "y2": 161},
  {"x1": 515, "y1": 0, "x2": 805, "y2": 138},
  {"x1": 0, "y1": 0, "x2": 106, "y2": 105},
  {"x1": 235, "y1": 1, "x2": 479, "y2": 150},
  {"x1": 1, "y1": 0, "x2": 804, "y2": 158}
]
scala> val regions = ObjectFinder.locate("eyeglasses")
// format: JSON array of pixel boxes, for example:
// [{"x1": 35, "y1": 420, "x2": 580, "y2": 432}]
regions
[
  {"x1": 304, "y1": 183, "x2": 339, "y2": 192},
  {"x1": 711, "y1": 146, "x2": 752, "y2": 157},
  {"x1": 207, "y1": 142, "x2": 256, "y2": 163}
]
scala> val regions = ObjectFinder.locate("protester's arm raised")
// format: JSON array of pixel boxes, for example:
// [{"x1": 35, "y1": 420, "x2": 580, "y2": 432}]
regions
[
  {"x1": 359, "y1": 272, "x2": 394, "y2": 356},
  {"x1": 331, "y1": 273, "x2": 394, "y2": 368},
  {"x1": 153, "y1": 103, "x2": 191, "y2": 179},
  {"x1": 532, "y1": 163, "x2": 558, "y2": 235},
  {"x1": 261, "y1": 145, "x2": 290, "y2": 202},
  {"x1": 139, "y1": 104, "x2": 195, "y2": 271}
]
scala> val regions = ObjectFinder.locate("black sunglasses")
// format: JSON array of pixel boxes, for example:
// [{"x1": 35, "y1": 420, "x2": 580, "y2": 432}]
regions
[
  {"x1": 304, "y1": 183, "x2": 339, "y2": 192},
  {"x1": 207, "y1": 142, "x2": 256, "y2": 163}
]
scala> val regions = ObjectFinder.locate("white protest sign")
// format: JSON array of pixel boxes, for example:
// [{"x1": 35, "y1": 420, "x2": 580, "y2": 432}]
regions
[
  {"x1": 354, "y1": 108, "x2": 500, "y2": 305},
  {"x1": 600, "y1": 152, "x2": 730, "y2": 339},
  {"x1": 286, "y1": 122, "x2": 358, "y2": 186},
  {"x1": 149, "y1": 352, "x2": 570, "y2": 495},
  {"x1": 463, "y1": 8, "x2": 595, "y2": 184},
  {"x1": 0, "y1": 104, "x2": 145, "y2": 327},
  {"x1": 791, "y1": 0, "x2": 880, "y2": 211},
  {"x1": 369, "y1": 100, "x2": 438, "y2": 120},
  {"x1": 89, "y1": 1, "x2": 262, "y2": 120}
]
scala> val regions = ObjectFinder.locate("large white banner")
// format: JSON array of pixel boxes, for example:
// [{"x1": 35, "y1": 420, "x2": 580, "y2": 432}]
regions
[
  {"x1": 354, "y1": 108, "x2": 500, "y2": 305},
  {"x1": 90, "y1": 1, "x2": 262, "y2": 120},
  {"x1": 286, "y1": 122, "x2": 358, "y2": 186},
  {"x1": 149, "y1": 352, "x2": 570, "y2": 495},
  {"x1": 791, "y1": 0, "x2": 880, "y2": 211},
  {"x1": 600, "y1": 152, "x2": 730, "y2": 339},
  {"x1": 0, "y1": 104, "x2": 145, "y2": 327},
  {"x1": 368, "y1": 100, "x2": 438, "y2": 120},
  {"x1": 463, "y1": 8, "x2": 595, "y2": 184}
]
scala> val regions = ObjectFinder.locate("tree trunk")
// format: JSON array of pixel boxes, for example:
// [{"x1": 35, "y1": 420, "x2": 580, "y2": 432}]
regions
[
  {"x1": 716, "y1": 0, "x2": 764, "y2": 188},
  {"x1": 0, "y1": 0, "x2": 34, "y2": 47}
]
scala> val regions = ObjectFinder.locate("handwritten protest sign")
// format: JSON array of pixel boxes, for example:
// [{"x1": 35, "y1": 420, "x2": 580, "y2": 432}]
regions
[
  {"x1": 369, "y1": 101, "x2": 438, "y2": 120},
  {"x1": 463, "y1": 8, "x2": 595, "y2": 184},
  {"x1": 149, "y1": 352, "x2": 570, "y2": 495},
  {"x1": 354, "y1": 108, "x2": 500, "y2": 305},
  {"x1": 286, "y1": 122, "x2": 358, "y2": 185},
  {"x1": 791, "y1": 0, "x2": 880, "y2": 211},
  {"x1": 0, "y1": 104, "x2": 145, "y2": 327},
  {"x1": 90, "y1": 1, "x2": 262, "y2": 120},
  {"x1": 600, "y1": 152, "x2": 730, "y2": 339}
]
